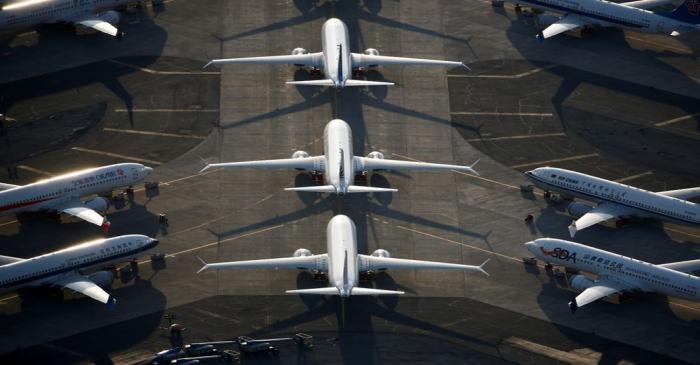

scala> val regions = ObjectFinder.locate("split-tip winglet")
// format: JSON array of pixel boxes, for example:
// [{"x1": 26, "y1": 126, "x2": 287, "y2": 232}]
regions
[
  {"x1": 469, "y1": 158, "x2": 481, "y2": 176},
  {"x1": 203, "y1": 61, "x2": 214, "y2": 69},
  {"x1": 479, "y1": 258, "x2": 491, "y2": 276},
  {"x1": 568, "y1": 223, "x2": 577, "y2": 238},
  {"x1": 196, "y1": 256, "x2": 209, "y2": 274},
  {"x1": 461, "y1": 62, "x2": 472, "y2": 71},
  {"x1": 199, "y1": 165, "x2": 211, "y2": 173}
]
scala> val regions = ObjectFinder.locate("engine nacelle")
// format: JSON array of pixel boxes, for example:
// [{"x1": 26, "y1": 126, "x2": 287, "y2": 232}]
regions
[
  {"x1": 567, "y1": 202, "x2": 593, "y2": 219},
  {"x1": 364, "y1": 48, "x2": 380, "y2": 56},
  {"x1": 294, "y1": 248, "x2": 313, "y2": 257},
  {"x1": 292, "y1": 150, "x2": 309, "y2": 159},
  {"x1": 98, "y1": 10, "x2": 121, "y2": 26},
  {"x1": 535, "y1": 14, "x2": 560, "y2": 27},
  {"x1": 367, "y1": 151, "x2": 384, "y2": 160},
  {"x1": 569, "y1": 274, "x2": 595, "y2": 292},
  {"x1": 371, "y1": 249, "x2": 391, "y2": 258},
  {"x1": 292, "y1": 47, "x2": 308, "y2": 55},
  {"x1": 88, "y1": 271, "x2": 114, "y2": 288},
  {"x1": 85, "y1": 197, "x2": 109, "y2": 213}
]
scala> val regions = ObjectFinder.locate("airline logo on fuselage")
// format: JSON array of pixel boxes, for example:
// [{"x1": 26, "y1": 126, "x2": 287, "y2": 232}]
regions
[
  {"x1": 540, "y1": 246, "x2": 577, "y2": 263},
  {"x1": 71, "y1": 169, "x2": 124, "y2": 187}
]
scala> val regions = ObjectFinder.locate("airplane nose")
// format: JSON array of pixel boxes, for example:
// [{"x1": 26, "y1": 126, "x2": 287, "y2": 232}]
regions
[
  {"x1": 150, "y1": 238, "x2": 159, "y2": 247},
  {"x1": 524, "y1": 241, "x2": 537, "y2": 252},
  {"x1": 525, "y1": 170, "x2": 534, "y2": 177},
  {"x1": 143, "y1": 166, "x2": 154, "y2": 175}
]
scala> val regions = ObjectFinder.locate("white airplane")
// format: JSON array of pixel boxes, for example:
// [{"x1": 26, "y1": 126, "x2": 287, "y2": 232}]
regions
[
  {"x1": 198, "y1": 214, "x2": 489, "y2": 297},
  {"x1": 493, "y1": 0, "x2": 700, "y2": 40},
  {"x1": 0, "y1": 234, "x2": 158, "y2": 307},
  {"x1": 200, "y1": 119, "x2": 479, "y2": 195},
  {"x1": 525, "y1": 167, "x2": 700, "y2": 237},
  {"x1": 204, "y1": 17, "x2": 467, "y2": 88},
  {"x1": 525, "y1": 238, "x2": 700, "y2": 313},
  {"x1": 0, "y1": 163, "x2": 153, "y2": 231},
  {"x1": 0, "y1": 0, "x2": 143, "y2": 38}
]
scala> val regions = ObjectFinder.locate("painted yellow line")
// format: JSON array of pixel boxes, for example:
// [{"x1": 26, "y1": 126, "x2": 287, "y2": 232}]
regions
[
  {"x1": 654, "y1": 113, "x2": 700, "y2": 127},
  {"x1": 449, "y1": 65, "x2": 558, "y2": 79},
  {"x1": 0, "y1": 220, "x2": 18, "y2": 227},
  {"x1": 510, "y1": 153, "x2": 599, "y2": 169},
  {"x1": 70, "y1": 147, "x2": 163, "y2": 166},
  {"x1": 103, "y1": 128, "x2": 206, "y2": 140},
  {"x1": 16, "y1": 165, "x2": 53, "y2": 176},
  {"x1": 451, "y1": 112, "x2": 553, "y2": 117},
  {"x1": 466, "y1": 133, "x2": 566, "y2": 142},
  {"x1": 107, "y1": 59, "x2": 220, "y2": 75},
  {"x1": 113, "y1": 108, "x2": 219, "y2": 113},
  {"x1": 614, "y1": 171, "x2": 653, "y2": 183}
]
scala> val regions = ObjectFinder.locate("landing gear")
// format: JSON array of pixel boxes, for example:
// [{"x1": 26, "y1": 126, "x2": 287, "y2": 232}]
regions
[
  {"x1": 310, "y1": 173, "x2": 323, "y2": 184},
  {"x1": 543, "y1": 190, "x2": 552, "y2": 200},
  {"x1": 309, "y1": 67, "x2": 322, "y2": 77},
  {"x1": 514, "y1": 4, "x2": 522, "y2": 12},
  {"x1": 312, "y1": 271, "x2": 327, "y2": 281},
  {"x1": 568, "y1": 298, "x2": 578, "y2": 314},
  {"x1": 544, "y1": 262, "x2": 553, "y2": 271}
]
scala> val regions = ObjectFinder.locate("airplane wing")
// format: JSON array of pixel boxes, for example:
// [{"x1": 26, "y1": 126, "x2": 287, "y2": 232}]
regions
[
  {"x1": 204, "y1": 53, "x2": 324, "y2": 68},
  {"x1": 54, "y1": 276, "x2": 114, "y2": 306},
  {"x1": 0, "y1": 183, "x2": 19, "y2": 191},
  {"x1": 351, "y1": 53, "x2": 465, "y2": 68},
  {"x1": 0, "y1": 255, "x2": 24, "y2": 266},
  {"x1": 75, "y1": 18, "x2": 120, "y2": 37},
  {"x1": 359, "y1": 255, "x2": 489, "y2": 275},
  {"x1": 60, "y1": 203, "x2": 108, "y2": 228},
  {"x1": 570, "y1": 278, "x2": 631, "y2": 313},
  {"x1": 660, "y1": 259, "x2": 700, "y2": 274},
  {"x1": 621, "y1": 0, "x2": 671, "y2": 9},
  {"x1": 354, "y1": 156, "x2": 479, "y2": 175},
  {"x1": 538, "y1": 15, "x2": 588, "y2": 41},
  {"x1": 657, "y1": 187, "x2": 700, "y2": 201},
  {"x1": 568, "y1": 203, "x2": 633, "y2": 237},
  {"x1": 197, "y1": 254, "x2": 328, "y2": 273},
  {"x1": 285, "y1": 287, "x2": 405, "y2": 295},
  {"x1": 200, "y1": 156, "x2": 325, "y2": 173}
]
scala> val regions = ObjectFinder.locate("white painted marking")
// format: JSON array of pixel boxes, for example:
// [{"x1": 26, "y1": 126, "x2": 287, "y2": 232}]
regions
[
  {"x1": 103, "y1": 128, "x2": 206, "y2": 140},
  {"x1": 451, "y1": 112, "x2": 553, "y2": 117},
  {"x1": 107, "y1": 59, "x2": 220, "y2": 75},
  {"x1": 113, "y1": 108, "x2": 219, "y2": 113},
  {"x1": 614, "y1": 171, "x2": 654, "y2": 183},
  {"x1": 449, "y1": 65, "x2": 558, "y2": 79},
  {"x1": 466, "y1": 133, "x2": 566, "y2": 142},
  {"x1": 16, "y1": 165, "x2": 53, "y2": 176},
  {"x1": 510, "y1": 154, "x2": 599, "y2": 169},
  {"x1": 70, "y1": 147, "x2": 163, "y2": 166},
  {"x1": 654, "y1": 113, "x2": 700, "y2": 127}
]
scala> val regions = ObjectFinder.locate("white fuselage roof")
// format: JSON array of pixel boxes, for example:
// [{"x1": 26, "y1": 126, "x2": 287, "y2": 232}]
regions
[
  {"x1": 320, "y1": 18, "x2": 352, "y2": 88},
  {"x1": 323, "y1": 119, "x2": 355, "y2": 193},
  {"x1": 0, "y1": 0, "x2": 130, "y2": 30},
  {"x1": 326, "y1": 214, "x2": 359, "y2": 297}
]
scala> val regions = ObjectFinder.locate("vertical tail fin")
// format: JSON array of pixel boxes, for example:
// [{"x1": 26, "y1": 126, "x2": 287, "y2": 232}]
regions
[{"x1": 661, "y1": 0, "x2": 700, "y2": 24}]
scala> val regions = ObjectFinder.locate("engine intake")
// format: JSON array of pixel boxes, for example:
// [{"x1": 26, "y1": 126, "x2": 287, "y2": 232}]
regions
[
  {"x1": 367, "y1": 151, "x2": 384, "y2": 160},
  {"x1": 88, "y1": 271, "x2": 114, "y2": 288},
  {"x1": 371, "y1": 249, "x2": 391, "y2": 258},
  {"x1": 99, "y1": 10, "x2": 121, "y2": 26},
  {"x1": 569, "y1": 274, "x2": 595, "y2": 292},
  {"x1": 85, "y1": 197, "x2": 109, "y2": 213},
  {"x1": 292, "y1": 47, "x2": 308, "y2": 55},
  {"x1": 364, "y1": 48, "x2": 380, "y2": 56},
  {"x1": 292, "y1": 150, "x2": 309, "y2": 159},
  {"x1": 567, "y1": 202, "x2": 593, "y2": 219},
  {"x1": 535, "y1": 14, "x2": 559, "y2": 27},
  {"x1": 294, "y1": 248, "x2": 313, "y2": 257}
]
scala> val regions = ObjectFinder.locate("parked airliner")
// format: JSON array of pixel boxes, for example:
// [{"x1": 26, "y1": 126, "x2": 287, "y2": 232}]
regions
[
  {"x1": 200, "y1": 119, "x2": 479, "y2": 194},
  {"x1": 493, "y1": 0, "x2": 700, "y2": 40},
  {"x1": 525, "y1": 167, "x2": 700, "y2": 237},
  {"x1": 0, "y1": 0, "x2": 146, "y2": 38},
  {"x1": 0, "y1": 163, "x2": 153, "y2": 231},
  {"x1": 204, "y1": 18, "x2": 466, "y2": 88},
  {"x1": 0, "y1": 235, "x2": 158, "y2": 307},
  {"x1": 526, "y1": 238, "x2": 700, "y2": 313},
  {"x1": 198, "y1": 215, "x2": 489, "y2": 297}
]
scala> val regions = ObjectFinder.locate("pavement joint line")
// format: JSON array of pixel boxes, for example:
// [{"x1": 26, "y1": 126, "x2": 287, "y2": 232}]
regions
[
  {"x1": 106, "y1": 59, "x2": 220, "y2": 75},
  {"x1": 16, "y1": 165, "x2": 53, "y2": 176},
  {"x1": 0, "y1": 220, "x2": 18, "y2": 227},
  {"x1": 626, "y1": 35, "x2": 691, "y2": 54},
  {"x1": 510, "y1": 153, "x2": 599, "y2": 169},
  {"x1": 449, "y1": 65, "x2": 558, "y2": 79},
  {"x1": 503, "y1": 336, "x2": 599, "y2": 365},
  {"x1": 614, "y1": 171, "x2": 654, "y2": 183},
  {"x1": 114, "y1": 108, "x2": 219, "y2": 113},
  {"x1": 103, "y1": 128, "x2": 206, "y2": 140},
  {"x1": 139, "y1": 224, "x2": 285, "y2": 264},
  {"x1": 654, "y1": 113, "x2": 700, "y2": 127},
  {"x1": 450, "y1": 112, "x2": 553, "y2": 117},
  {"x1": 71, "y1": 147, "x2": 163, "y2": 166},
  {"x1": 135, "y1": 170, "x2": 217, "y2": 192},
  {"x1": 466, "y1": 133, "x2": 565, "y2": 142},
  {"x1": 40, "y1": 343, "x2": 89, "y2": 359}
]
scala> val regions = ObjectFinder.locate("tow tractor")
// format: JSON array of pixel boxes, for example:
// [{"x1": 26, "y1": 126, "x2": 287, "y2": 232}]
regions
[{"x1": 237, "y1": 333, "x2": 313, "y2": 356}]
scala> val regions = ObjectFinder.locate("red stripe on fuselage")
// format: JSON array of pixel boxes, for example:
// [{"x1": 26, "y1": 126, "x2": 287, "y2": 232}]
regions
[{"x1": 0, "y1": 196, "x2": 61, "y2": 213}]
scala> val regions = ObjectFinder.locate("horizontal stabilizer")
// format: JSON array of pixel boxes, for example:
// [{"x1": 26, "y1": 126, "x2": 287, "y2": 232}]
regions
[
  {"x1": 342, "y1": 79, "x2": 395, "y2": 87},
  {"x1": 286, "y1": 287, "x2": 340, "y2": 295},
  {"x1": 0, "y1": 183, "x2": 20, "y2": 191},
  {"x1": 0, "y1": 255, "x2": 24, "y2": 265},
  {"x1": 345, "y1": 185, "x2": 397, "y2": 193},
  {"x1": 661, "y1": 259, "x2": 700, "y2": 274},
  {"x1": 285, "y1": 185, "x2": 338, "y2": 193},
  {"x1": 286, "y1": 79, "x2": 336, "y2": 87},
  {"x1": 658, "y1": 187, "x2": 700, "y2": 201},
  {"x1": 348, "y1": 287, "x2": 405, "y2": 295}
]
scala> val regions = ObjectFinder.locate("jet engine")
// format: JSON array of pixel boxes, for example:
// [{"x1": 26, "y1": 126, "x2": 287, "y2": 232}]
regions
[
  {"x1": 567, "y1": 202, "x2": 593, "y2": 218},
  {"x1": 292, "y1": 47, "x2": 308, "y2": 55},
  {"x1": 535, "y1": 14, "x2": 560, "y2": 27},
  {"x1": 371, "y1": 249, "x2": 391, "y2": 258},
  {"x1": 294, "y1": 248, "x2": 313, "y2": 257},
  {"x1": 364, "y1": 48, "x2": 380, "y2": 56},
  {"x1": 85, "y1": 197, "x2": 109, "y2": 213},
  {"x1": 99, "y1": 10, "x2": 121, "y2": 26},
  {"x1": 88, "y1": 271, "x2": 115, "y2": 288},
  {"x1": 569, "y1": 274, "x2": 595, "y2": 292},
  {"x1": 292, "y1": 150, "x2": 310, "y2": 159},
  {"x1": 367, "y1": 151, "x2": 384, "y2": 160}
]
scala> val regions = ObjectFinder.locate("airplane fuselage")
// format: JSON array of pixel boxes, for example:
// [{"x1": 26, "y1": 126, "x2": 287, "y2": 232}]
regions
[
  {"x1": 322, "y1": 119, "x2": 355, "y2": 194},
  {"x1": 0, "y1": 235, "x2": 157, "y2": 293},
  {"x1": 0, "y1": 163, "x2": 152, "y2": 216},
  {"x1": 0, "y1": 0, "x2": 131, "y2": 31},
  {"x1": 526, "y1": 238, "x2": 700, "y2": 301},
  {"x1": 520, "y1": 0, "x2": 700, "y2": 35},
  {"x1": 320, "y1": 18, "x2": 353, "y2": 88},
  {"x1": 326, "y1": 214, "x2": 359, "y2": 297},
  {"x1": 526, "y1": 167, "x2": 700, "y2": 227}
]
